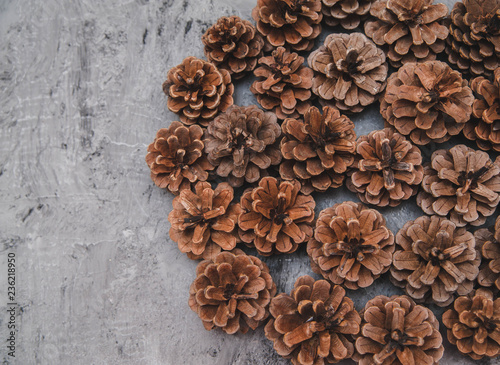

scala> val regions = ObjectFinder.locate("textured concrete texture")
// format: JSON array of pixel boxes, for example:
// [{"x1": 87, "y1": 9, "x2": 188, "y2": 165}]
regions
[{"x1": 0, "y1": 0, "x2": 499, "y2": 364}]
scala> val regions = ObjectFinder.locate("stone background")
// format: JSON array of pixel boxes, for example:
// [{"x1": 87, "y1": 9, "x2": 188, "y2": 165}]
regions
[{"x1": 0, "y1": 0, "x2": 498, "y2": 364}]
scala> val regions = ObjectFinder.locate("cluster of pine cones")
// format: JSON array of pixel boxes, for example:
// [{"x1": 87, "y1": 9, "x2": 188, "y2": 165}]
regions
[{"x1": 146, "y1": 0, "x2": 500, "y2": 363}]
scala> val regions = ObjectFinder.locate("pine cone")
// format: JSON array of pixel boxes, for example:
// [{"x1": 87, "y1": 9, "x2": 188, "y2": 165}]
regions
[
  {"x1": 251, "y1": 47, "x2": 314, "y2": 120},
  {"x1": 239, "y1": 177, "x2": 315, "y2": 256},
  {"x1": 321, "y1": 0, "x2": 375, "y2": 29},
  {"x1": 204, "y1": 105, "x2": 282, "y2": 187},
  {"x1": 442, "y1": 289, "x2": 500, "y2": 360},
  {"x1": 188, "y1": 249, "x2": 277, "y2": 334},
  {"x1": 391, "y1": 215, "x2": 479, "y2": 307},
  {"x1": 163, "y1": 56, "x2": 234, "y2": 127},
  {"x1": 355, "y1": 295, "x2": 444, "y2": 365},
  {"x1": 446, "y1": 0, "x2": 500, "y2": 77},
  {"x1": 463, "y1": 67, "x2": 500, "y2": 152},
  {"x1": 417, "y1": 144, "x2": 500, "y2": 227},
  {"x1": 145, "y1": 122, "x2": 214, "y2": 194},
  {"x1": 364, "y1": 0, "x2": 449, "y2": 67},
  {"x1": 252, "y1": 0, "x2": 323, "y2": 52},
  {"x1": 307, "y1": 201, "x2": 394, "y2": 290},
  {"x1": 347, "y1": 128, "x2": 424, "y2": 207},
  {"x1": 475, "y1": 216, "x2": 500, "y2": 291},
  {"x1": 280, "y1": 106, "x2": 357, "y2": 194},
  {"x1": 380, "y1": 61, "x2": 474, "y2": 145},
  {"x1": 265, "y1": 275, "x2": 361, "y2": 365},
  {"x1": 308, "y1": 33, "x2": 388, "y2": 113},
  {"x1": 168, "y1": 182, "x2": 242, "y2": 260},
  {"x1": 202, "y1": 16, "x2": 264, "y2": 80}
]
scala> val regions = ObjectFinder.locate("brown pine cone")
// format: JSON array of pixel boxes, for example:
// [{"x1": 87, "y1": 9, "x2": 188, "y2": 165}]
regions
[
  {"x1": 145, "y1": 122, "x2": 214, "y2": 194},
  {"x1": 475, "y1": 216, "x2": 500, "y2": 291},
  {"x1": 308, "y1": 33, "x2": 388, "y2": 113},
  {"x1": 417, "y1": 144, "x2": 500, "y2": 227},
  {"x1": 202, "y1": 16, "x2": 264, "y2": 80},
  {"x1": 280, "y1": 106, "x2": 356, "y2": 194},
  {"x1": 446, "y1": 0, "x2": 500, "y2": 77},
  {"x1": 355, "y1": 295, "x2": 444, "y2": 365},
  {"x1": 442, "y1": 289, "x2": 500, "y2": 359},
  {"x1": 204, "y1": 105, "x2": 281, "y2": 187},
  {"x1": 364, "y1": 0, "x2": 449, "y2": 67},
  {"x1": 347, "y1": 128, "x2": 424, "y2": 207},
  {"x1": 168, "y1": 182, "x2": 242, "y2": 260},
  {"x1": 307, "y1": 201, "x2": 394, "y2": 290},
  {"x1": 250, "y1": 47, "x2": 314, "y2": 120},
  {"x1": 238, "y1": 177, "x2": 315, "y2": 256},
  {"x1": 188, "y1": 249, "x2": 277, "y2": 334},
  {"x1": 322, "y1": 0, "x2": 375, "y2": 29},
  {"x1": 381, "y1": 61, "x2": 474, "y2": 145},
  {"x1": 252, "y1": 0, "x2": 322, "y2": 52},
  {"x1": 163, "y1": 56, "x2": 234, "y2": 127},
  {"x1": 391, "y1": 215, "x2": 479, "y2": 307},
  {"x1": 464, "y1": 67, "x2": 500, "y2": 152},
  {"x1": 265, "y1": 275, "x2": 361, "y2": 364}
]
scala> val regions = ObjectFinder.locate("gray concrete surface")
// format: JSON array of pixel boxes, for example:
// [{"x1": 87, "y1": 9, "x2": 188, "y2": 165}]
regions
[{"x1": 0, "y1": 0, "x2": 498, "y2": 364}]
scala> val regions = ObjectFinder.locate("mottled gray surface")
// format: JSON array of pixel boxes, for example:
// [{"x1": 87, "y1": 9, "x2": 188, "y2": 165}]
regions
[{"x1": 0, "y1": 0, "x2": 499, "y2": 364}]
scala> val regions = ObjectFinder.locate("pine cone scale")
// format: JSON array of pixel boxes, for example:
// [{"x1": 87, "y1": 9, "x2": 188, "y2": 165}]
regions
[
  {"x1": 252, "y1": 47, "x2": 313, "y2": 119},
  {"x1": 446, "y1": 0, "x2": 500, "y2": 76},
  {"x1": 308, "y1": 202, "x2": 394, "y2": 290},
  {"x1": 444, "y1": 289, "x2": 500, "y2": 359},
  {"x1": 392, "y1": 215, "x2": 479, "y2": 306},
  {"x1": 146, "y1": 123, "x2": 213, "y2": 194},
  {"x1": 419, "y1": 145, "x2": 500, "y2": 226},
  {"x1": 385, "y1": 23, "x2": 408, "y2": 44},
  {"x1": 205, "y1": 105, "x2": 281, "y2": 187},
  {"x1": 165, "y1": 56, "x2": 234, "y2": 126},
  {"x1": 349, "y1": 129, "x2": 424, "y2": 206},
  {"x1": 169, "y1": 182, "x2": 241, "y2": 260},
  {"x1": 280, "y1": 106, "x2": 356, "y2": 193},
  {"x1": 366, "y1": 0, "x2": 449, "y2": 66},
  {"x1": 266, "y1": 276, "x2": 360, "y2": 364},
  {"x1": 254, "y1": 0, "x2": 322, "y2": 51},
  {"x1": 239, "y1": 177, "x2": 315, "y2": 255},
  {"x1": 202, "y1": 16, "x2": 264, "y2": 79},
  {"x1": 383, "y1": 61, "x2": 473, "y2": 144},
  {"x1": 310, "y1": 33, "x2": 388, "y2": 113}
]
